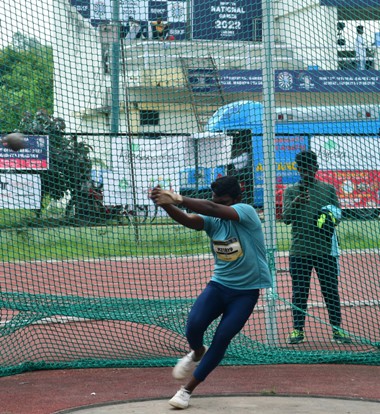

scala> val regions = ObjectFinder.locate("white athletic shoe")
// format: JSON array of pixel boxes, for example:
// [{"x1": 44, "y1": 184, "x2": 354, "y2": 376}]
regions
[
  {"x1": 172, "y1": 346, "x2": 208, "y2": 380},
  {"x1": 169, "y1": 386, "x2": 191, "y2": 409}
]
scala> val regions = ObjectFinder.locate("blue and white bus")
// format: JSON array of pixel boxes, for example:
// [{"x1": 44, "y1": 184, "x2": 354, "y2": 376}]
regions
[{"x1": 205, "y1": 100, "x2": 380, "y2": 216}]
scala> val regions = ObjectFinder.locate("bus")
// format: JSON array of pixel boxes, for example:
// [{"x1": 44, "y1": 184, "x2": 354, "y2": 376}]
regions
[{"x1": 205, "y1": 100, "x2": 380, "y2": 218}]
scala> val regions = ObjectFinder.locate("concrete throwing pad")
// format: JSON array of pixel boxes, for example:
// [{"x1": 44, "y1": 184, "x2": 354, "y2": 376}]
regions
[{"x1": 60, "y1": 396, "x2": 380, "y2": 414}]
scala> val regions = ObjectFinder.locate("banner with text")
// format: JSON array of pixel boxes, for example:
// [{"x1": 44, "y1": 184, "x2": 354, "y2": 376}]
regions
[
  {"x1": 192, "y1": 0, "x2": 261, "y2": 41},
  {"x1": 0, "y1": 135, "x2": 49, "y2": 170},
  {"x1": 0, "y1": 174, "x2": 41, "y2": 209},
  {"x1": 188, "y1": 69, "x2": 380, "y2": 93},
  {"x1": 70, "y1": 0, "x2": 261, "y2": 41}
]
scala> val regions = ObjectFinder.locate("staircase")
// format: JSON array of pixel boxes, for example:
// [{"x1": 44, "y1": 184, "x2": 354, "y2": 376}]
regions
[{"x1": 179, "y1": 55, "x2": 226, "y2": 132}]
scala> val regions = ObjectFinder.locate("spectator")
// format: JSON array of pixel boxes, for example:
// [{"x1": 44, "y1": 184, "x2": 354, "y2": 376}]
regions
[
  {"x1": 355, "y1": 25, "x2": 366, "y2": 70},
  {"x1": 124, "y1": 17, "x2": 145, "y2": 40},
  {"x1": 150, "y1": 176, "x2": 272, "y2": 409},
  {"x1": 151, "y1": 17, "x2": 169, "y2": 40},
  {"x1": 282, "y1": 150, "x2": 351, "y2": 345}
]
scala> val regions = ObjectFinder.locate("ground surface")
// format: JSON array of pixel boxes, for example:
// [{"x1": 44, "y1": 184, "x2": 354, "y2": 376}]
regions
[{"x1": 1, "y1": 364, "x2": 379, "y2": 414}]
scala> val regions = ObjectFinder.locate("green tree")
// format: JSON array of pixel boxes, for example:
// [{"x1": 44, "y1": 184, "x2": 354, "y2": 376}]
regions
[
  {"x1": 2, "y1": 33, "x2": 97, "y2": 224},
  {"x1": 0, "y1": 33, "x2": 53, "y2": 132},
  {"x1": 19, "y1": 110, "x2": 93, "y2": 221}
]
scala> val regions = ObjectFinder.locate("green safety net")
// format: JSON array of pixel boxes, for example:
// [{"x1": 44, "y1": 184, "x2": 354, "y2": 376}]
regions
[{"x1": 0, "y1": 0, "x2": 379, "y2": 378}]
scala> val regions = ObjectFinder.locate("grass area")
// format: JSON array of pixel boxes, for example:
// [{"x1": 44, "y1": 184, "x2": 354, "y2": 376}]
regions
[
  {"x1": 276, "y1": 219, "x2": 380, "y2": 251},
  {"x1": 0, "y1": 222, "x2": 210, "y2": 261},
  {"x1": 0, "y1": 213, "x2": 379, "y2": 261}
]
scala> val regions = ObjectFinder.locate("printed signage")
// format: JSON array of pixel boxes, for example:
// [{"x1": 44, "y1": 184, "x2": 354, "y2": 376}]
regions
[
  {"x1": 70, "y1": 0, "x2": 91, "y2": 19},
  {"x1": 71, "y1": 0, "x2": 188, "y2": 39},
  {"x1": 70, "y1": 1, "x2": 261, "y2": 41},
  {"x1": 311, "y1": 136, "x2": 380, "y2": 171},
  {"x1": 275, "y1": 70, "x2": 380, "y2": 93},
  {"x1": 312, "y1": 135, "x2": 380, "y2": 209},
  {"x1": 105, "y1": 134, "x2": 232, "y2": 204},
  {"x1": 106, "y1": 136, "x2": 190, "y2": 205},
  {"x1": 316, "y1": 170, "x2": 380, "y2": 209},
  {"x1": 0, "y1": 174, "x2": 41, "y2": 209},
  {"x1": 320, "y1": 1, "x2": 380, "y2": 7},
  {"x1": 0, "y1": 135, "x2": 49, "y2": 170},
  {"x1": 192, "y1": 0, "x2": 261, "y2": 41},
  {"x1": 188, "y1": 69, "x2": 380, "y2": 93}
]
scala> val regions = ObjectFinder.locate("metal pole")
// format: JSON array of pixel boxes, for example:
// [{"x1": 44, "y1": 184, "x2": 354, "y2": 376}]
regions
[
  {"x1": 186, "y1": 0, "x2": 192, "y2": 40},
  {"x1": 120, "y1": 37, "x2": 140, "y2": 241},
  {"x1": 110, "y1": 0, "x2": 120, "y2": 136},
  {"x1": 192, "y1": 134, "x2": 199, "y2": 195},
  {"x1": 262, "y1": 0, "x2": 278, "y2": 346}
]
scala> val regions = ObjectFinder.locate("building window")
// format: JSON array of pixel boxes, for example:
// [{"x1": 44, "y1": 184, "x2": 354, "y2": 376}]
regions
[
  {"x1": 253, "y1": 18, "x2": 262, "y2": 42},
  {"x1": 337, "y1": 50, "x2": 375, "y2": 70},
  {"x1": 337, "y1": 50, "x2": 356, "y2": 70},
  {"x1": 140, "y1": 110, "x2": 159, "y2": 126}
]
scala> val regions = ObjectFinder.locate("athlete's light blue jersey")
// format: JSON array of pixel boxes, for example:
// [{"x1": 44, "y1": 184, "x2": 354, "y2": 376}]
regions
[{"x1": 201, "y1": 203, "x2": 272, "y2": 290}]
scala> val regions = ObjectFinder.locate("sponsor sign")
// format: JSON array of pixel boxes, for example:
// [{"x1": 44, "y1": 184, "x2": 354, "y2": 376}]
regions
[
  {"x1": 252, "y1": 135, "x2": 309, "y2": 207},
  {"x1": 71, "y1": 0, "x2": 188, "y2": 39},
  {"x1": 71, "y1": 1, "x2": 261, "y2": 41},
  {"x1": 320, "y1": 1, "x2": 379, "y2": 7},
  {"x1": 70, "y1": 0, "x2": 91, "y2": 19},
  {"x1": 0, "y1": 135, "x2": 49, "y2": 170},
  {"x1": 187, "y1": 69, "x2": 380, "y2": 93},
  {"x1": 105, "y1": 134, "x2": 232, "y2": 203},
  {"x1": 192, "y1": 0, "x2": 261, "y2": 41},
  {"x1": 312, "y1": 135, "x2": 380, "y2": 208},
  {"x1": 316, "y1": 170, "x2": 380, "y2": 209},
  {"x1": 106, "y1": 136, "x2": 190, "y2": 205},
  {"x1": 275, "y1": 70, "x2": 380, "y2": 93},
  {"x1": 0, "y1": 174, "x2": 41, "y2": 209},
  {"x1": 311, "y1": 136, "x2": 380, "y2": 170}
]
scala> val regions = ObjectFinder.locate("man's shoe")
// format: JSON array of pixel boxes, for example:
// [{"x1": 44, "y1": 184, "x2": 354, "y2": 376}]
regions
[
  {"x1": 332, "y1": 330, "x2": 352, "y2": 344},
  {"x1": 287, "y1": 329, "x2": 305, "y2": 344},
  {"x1": 172, "y1": 346, "x2": 208, "y2": 380},
  {"x1": 169, "y1": 386, "x2": 191, "y2": 409}
]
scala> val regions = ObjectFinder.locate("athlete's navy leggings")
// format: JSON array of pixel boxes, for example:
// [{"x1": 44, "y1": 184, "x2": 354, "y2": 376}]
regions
[{"x1": 186, "y1": 281, "x2": 260, "y2": 382}]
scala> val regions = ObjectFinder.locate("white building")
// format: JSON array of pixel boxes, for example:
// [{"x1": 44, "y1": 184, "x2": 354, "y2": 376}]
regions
[{"x1": 51, "y1": 0, "x2": 380, "y2": 148}]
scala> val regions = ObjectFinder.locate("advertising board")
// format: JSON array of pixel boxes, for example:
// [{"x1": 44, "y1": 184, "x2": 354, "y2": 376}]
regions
[
  {"x1": 192, "y1": 0, "x2": 261, "y2": 41},
  {"x1": 0, "y1": 174, "x2": 41, "y2": 209},
  {"x1": 104, "y1": 134, "x2": 232, "y2": 205},
  {"x1": 252, "y1": 135, "x2": 309, "y2": 208},
  {"x1": 71, "y1": 1, "x2": 261, "y2": 41},
  {"x1": 316, "y1": 170, "x2": 380, "y2": 209},
  {"x1": 312, "y1": 135, "x2": 380, "y2": 209},
  {"x1": 105, "y1": 136, "x2": 190, "y2": 206},
  {"x1": 71, "y1": 0, "x2": 188, "y2": 39},
  {"x1": 0, "y1": 135, "x2": 49, "y2": 170}
]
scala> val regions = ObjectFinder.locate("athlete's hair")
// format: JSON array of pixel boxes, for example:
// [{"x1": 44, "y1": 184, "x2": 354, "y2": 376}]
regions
[{"x1": 211, "y1": 176, "x2": 242, "y2": 199}]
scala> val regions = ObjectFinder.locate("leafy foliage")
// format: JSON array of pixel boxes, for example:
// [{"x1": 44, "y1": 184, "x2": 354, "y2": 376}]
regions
[
  {"x1": 19, "y1": 109, "x2": 92, "y2": 208},
  {"x1": 0, "y1": 34, "x2": 53, "y2": 132},
  {"x1": 0, "y1": 33, "x2": 93, "y2": 218}
]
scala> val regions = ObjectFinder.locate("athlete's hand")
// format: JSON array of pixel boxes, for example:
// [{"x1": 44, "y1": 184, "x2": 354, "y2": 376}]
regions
[{"x1": 150, "y1": 187, "x2": 183, "y2": 206}]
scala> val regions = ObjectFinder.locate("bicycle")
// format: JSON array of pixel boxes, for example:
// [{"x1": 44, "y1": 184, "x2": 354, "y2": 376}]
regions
[
  {"x1": 124, "y1": 203, "x2": 158, "y2": 224},
  {"x1": 104, "y1": 203, "x2": 158, "y2": 224}
]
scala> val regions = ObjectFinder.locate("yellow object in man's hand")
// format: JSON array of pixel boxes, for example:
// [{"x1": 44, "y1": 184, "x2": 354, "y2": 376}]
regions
[{"x1": 317, "y1": 211, "x2": 336, "y2": 229}]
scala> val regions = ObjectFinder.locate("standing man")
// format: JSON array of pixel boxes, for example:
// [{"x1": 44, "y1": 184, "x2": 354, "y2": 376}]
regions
[
  {"x1": 151, "y1": 17, "x2": 170, "y2": 40},
  {"x1": 150, "y1": 176, "x2": 272, "y2": 410},
  {"x1": 355, "y1": 25, "x2": 366, "y2": 70},
  {"x1": 124, "y1": 17, "x2": 144, "y2": 41},
  {"x1": 283, "y1": 150, "x2": 351, "y2": 345}
]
